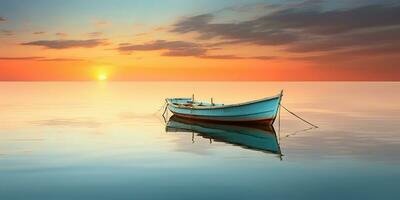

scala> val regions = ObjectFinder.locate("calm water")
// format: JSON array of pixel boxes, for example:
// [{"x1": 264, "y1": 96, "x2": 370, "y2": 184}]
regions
[{"x1": 0, "y1": 82, "x2": 399, "y2": 200}]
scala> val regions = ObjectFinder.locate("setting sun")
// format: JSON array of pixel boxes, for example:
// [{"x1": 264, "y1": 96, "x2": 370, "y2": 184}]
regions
[{"x1": 97, "y1": 73, "x2": 108, "y2": 81}]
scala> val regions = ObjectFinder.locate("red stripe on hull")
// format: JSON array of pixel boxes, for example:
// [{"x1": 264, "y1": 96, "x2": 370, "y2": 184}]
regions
[{"x1": 171, "y1": 112, "x2": 275, "y2": 125}]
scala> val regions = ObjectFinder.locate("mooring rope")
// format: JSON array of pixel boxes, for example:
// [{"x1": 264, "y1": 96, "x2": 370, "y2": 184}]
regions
[
  {"x1": 162, "y1": 102, "x2": 168, "y2": 117},
  {"x1": 280, "y1": 104, "x2": 318, "y2": 128},
  {"x1": 153, "y1": 101, "x2": 167, "y2": 115}
]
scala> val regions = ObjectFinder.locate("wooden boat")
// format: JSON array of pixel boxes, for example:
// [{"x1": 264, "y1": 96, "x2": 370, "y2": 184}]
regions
[
  {"x1": 166, "y1": 116, "x2": 281, "y2": 155},
  {"x1": 166, "y1": 91, "x2": 283, "y2": 125}
]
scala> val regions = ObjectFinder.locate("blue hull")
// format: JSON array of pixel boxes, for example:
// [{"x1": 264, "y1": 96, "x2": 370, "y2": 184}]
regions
[{"x1": 166, "y1": 92, "x2": 282, "y2": 124}]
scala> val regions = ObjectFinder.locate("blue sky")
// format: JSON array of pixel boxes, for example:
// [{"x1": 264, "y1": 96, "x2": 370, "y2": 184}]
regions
[{"x1": 0, "y1": 0, "x2": 271, "y2": 28}]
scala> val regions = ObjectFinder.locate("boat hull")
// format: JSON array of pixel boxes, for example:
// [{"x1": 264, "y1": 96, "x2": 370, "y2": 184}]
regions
[
  {"x1": 170, "y1": 112, "x2": 275, "y2": 124},
  {"x1": 167, "y1": 93, "x2": 282, "y2": 125}
]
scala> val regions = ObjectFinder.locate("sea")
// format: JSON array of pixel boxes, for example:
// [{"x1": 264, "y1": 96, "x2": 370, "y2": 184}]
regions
[{"x1": 0, "y1": 82, "x2": 399, "y2": 200}]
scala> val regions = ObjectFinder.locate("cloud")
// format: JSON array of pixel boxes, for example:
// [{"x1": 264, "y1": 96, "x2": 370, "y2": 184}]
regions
[
  {"x1": 116, "y1": 40, "x2": 275, "y2": 60},
  {"x1": 1, "y1": 30, "x2": 14, "y2": 36},
  {"x1": 33, "y1": 31, "x2": 46, "y2": 35},
  {"x1": 0, "y1": 56, "x2": 85, "y2": 62},
  {"x1": 248, "y1": 56, "x2": 277, "y2": 60},
  {"x1": 55, "y1": 32, "x2": 68, "y2": 37},
  {"x1": 38, "y1": 58, "x2": 86, "y2": 62},
  {"x1": 88, "y1": 32, "x2": 103, "y2": 37},
  {"x1": 21, "y1": 39, "x2": 108, "y2": 49},
  {"x1": 198, "y1": 54, "x2": 244, "y2": 60},
  {"x1": 117, "y1": 40, "x2": 206, "y2": 56},
  {"x1": 0, "y1": 57, "x2": 45, "y2": 60},
  {"x1": 292, "y1": 42, "x2": 400, "y2": 62},
  {"x1": 173, "y1": 14, "x2": 213, "y2": 33},
  {"x1": 169, "y1": 1, "x2": 400, "y2": 66},
  {"x1": 199, "y1": 55, "x2": 277, "y2": 60},
  {"x1": 261, "y1": 4, "x2": 400, "y2": 35},
  {"x1": 287, "y1": 26, "x2": 400, "y2": 52},
  {"x1": 161, "y1": 48, "x2": 206, "y2": 57},
  {"x1": 0, "y1": 17, "x2": 5, "y2": 22},
  {"x1": 171, "y1": 14, "x2": 299, "y2": 46},
  {"x1": 171, "y1": 3, "x2": 400, "y2": 46},
  {"x1": 174, "y1": 3, "x2": 400, "y2": 36}
]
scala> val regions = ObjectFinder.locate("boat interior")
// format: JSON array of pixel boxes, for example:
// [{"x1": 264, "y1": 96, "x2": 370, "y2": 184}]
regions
[{"x1": 167, "y1": 98, "x2": 224, "y2": 107}]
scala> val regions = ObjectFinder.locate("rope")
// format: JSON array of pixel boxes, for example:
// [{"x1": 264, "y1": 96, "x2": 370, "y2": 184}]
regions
[
  {"x1": 153, "y1": 101, "x2": 167, "y2": 115},
  {"x1": 280, "y1": 104, "x2": 318, "y2": 128},
  {"x1": 162, "y1": 102, "x2": 168, "y2": 117},
  {"x1": 281, "y1": 127, "x2": 315, "y2": 140}
]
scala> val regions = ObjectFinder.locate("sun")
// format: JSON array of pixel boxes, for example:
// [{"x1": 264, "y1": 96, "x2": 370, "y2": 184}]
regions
[{"x1": 97, "y1": 72, "x2": 108, "y2": 81}]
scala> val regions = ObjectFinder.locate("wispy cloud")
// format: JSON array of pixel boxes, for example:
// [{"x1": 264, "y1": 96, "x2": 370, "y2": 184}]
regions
[
  {"x1": 88, "y1": 31, "x2": 103, "y2": 37},
  {"x1": 21, "y1": 39, "x2": 108, "y2": 49},
  {"x1": 291, "y1": 43, "x2": 400, "y2": 62},
  {"x1": 117, "y1": 40, "x2": 206, "y2": 56},
  {"x1": 199, "y1": 55, "x2": 277, "y2": 60},
  {"x1": 287, "y1": 26, "x2": 400, "y2": 53},
  {"x1": 170, "y1": 1, "x2": 400, "y2": 63},
  {"x1": 266, "y1": 4, "x2": 400, "y2": 35},
  {"x1": 116, "y1": 40, "x2": 275, "y2": 60},
  {"x1": 171, "y1": 14, "x2": 299, "y2": 46},
  {"x1": 1, "y1": 30, "x2": 14, "y2": 36},
  {"x1": 0, "y1": 56, "x2": 85, "y2": 62},
  {"x1": 248, "y1": 56, "x2": 277, "y2": 60},
  {"x1": 55, "y1": 32, "x2": 68, "y2": 37},
  {"x1": 172, "y1": 3, "x2": 400, "y2": 41},
  {"x1": 33, "y1": 31, "x2": 46, "y2": 35},
  {"x1": 0, "y1": 57, "x2": 45, "y2": 60},
  {"x1": 38, "y1": 58, "x2": 86, "y2": 62}
]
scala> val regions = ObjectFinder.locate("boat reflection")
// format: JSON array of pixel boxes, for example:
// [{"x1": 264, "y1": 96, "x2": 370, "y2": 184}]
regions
[{"x1": 166, "y1": 116, "x2": 282, "y2": 156}]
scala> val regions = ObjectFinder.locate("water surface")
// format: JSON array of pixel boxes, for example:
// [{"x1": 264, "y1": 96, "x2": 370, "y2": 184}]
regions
[{"x1": 0, "y1": 82, "x2": 399, "y2": 200}]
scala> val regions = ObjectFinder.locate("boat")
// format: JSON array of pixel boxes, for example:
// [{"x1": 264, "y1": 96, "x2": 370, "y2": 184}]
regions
[
  {"x1": 166, "y1": 116, "x2": 281, "y2": 155},
  {"x1": 166, "y1": 91, "x2": 283, "y2": 125}
]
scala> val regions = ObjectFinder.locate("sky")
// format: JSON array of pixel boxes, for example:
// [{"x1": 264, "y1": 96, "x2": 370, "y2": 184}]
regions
[{"x1": 0, "y1": 0, "x2": 399, "y2": 81}]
